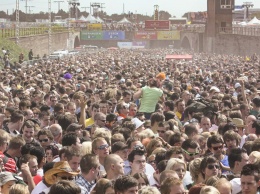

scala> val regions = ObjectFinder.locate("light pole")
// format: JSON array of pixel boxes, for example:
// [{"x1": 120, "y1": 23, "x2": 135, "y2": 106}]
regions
[
  {"x1": 48, "y1": 0, "x2": 52, "y2": 55},
  {"x1": 154, "y1": 5, "x2": 159, "y2": 20},
  {"x1": 242, "y1": 2, "x2": 254, "y2": 22},
  {"x1": 54, "y1": 0, "x2": 64, "y2": 12},
  {"x1": 16, "y1": 0, "x2": 19, "y2": 45}
]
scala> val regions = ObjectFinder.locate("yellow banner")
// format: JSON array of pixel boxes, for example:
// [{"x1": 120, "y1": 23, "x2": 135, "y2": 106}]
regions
[
  {"x1": 88, "y1": 23, "x2": 102, "y2": 31},
  {"x1": 157, "y1": 31, "x2": 180, "y2": 40}
]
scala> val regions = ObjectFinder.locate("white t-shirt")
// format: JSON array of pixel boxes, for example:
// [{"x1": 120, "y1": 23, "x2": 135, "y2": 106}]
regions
[{"x1": 31, "y1": 181, "x2": 48, "y2": 194}]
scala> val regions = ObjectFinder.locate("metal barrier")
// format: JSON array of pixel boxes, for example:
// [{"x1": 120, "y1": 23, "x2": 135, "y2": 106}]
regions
[{"x1": 219, "y1": 26, "x2": 260, "y2": 36}]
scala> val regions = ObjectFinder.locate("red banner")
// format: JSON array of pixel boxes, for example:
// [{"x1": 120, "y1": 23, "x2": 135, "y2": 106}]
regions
[
  {"x1": 134, "y1": 31, "x2": 157, "y2": 40},
  {"x1": 145, "y1": 20, "x2": 170, "y2": 30}
]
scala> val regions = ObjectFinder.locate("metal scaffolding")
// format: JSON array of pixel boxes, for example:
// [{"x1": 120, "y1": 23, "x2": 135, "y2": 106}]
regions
[{"x1": 16, "y1": 0, "x2": 20, "y2": 45}]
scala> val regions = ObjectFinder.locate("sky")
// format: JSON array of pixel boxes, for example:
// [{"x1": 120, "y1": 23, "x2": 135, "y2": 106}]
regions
[{"x1": 0, "y1": 0, "x2": 260, "y2": 18}]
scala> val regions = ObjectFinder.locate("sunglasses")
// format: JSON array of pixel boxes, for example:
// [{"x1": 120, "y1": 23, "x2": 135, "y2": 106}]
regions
[
  {"x1": 39, "y1": 139, "x2": 49, "y2": 142},
  {"x1": 182, "y1": 149, "x2": 199, "y2": 157},
  {"x1": 212, "y1": 145, "x2": 223, "y2": 151},
  {"x1": 97, "y1": 144, "x2": 109, "y2": 150},
  {"x1": 207, "y1": 164, "x2": 220, "y2": 170},
  {"x1": 55, "y1": 175, "x2": 74, "y2": 181}
]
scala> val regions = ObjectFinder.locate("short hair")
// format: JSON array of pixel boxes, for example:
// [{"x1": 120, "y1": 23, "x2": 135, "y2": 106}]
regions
[
  {"x1": 21, "y1": 120, "x2": 36, "y2": 133},
  {"x1": 213, "y1": 178, "x2": 232, "y2": 191},
  {"x1": 45, "y1": 145, "x2": 59, "y2": 158},
  {"x1": 159, "y1": 170, "x2": 178, "y2": 184},
  {"x1": 48, "y1": 180, "x2": 81, "y2": 194},
  {"x1": 128, "y1": 147, "x2": 146, "y2": 163},
  {"x1": 80, "y1": 154, "x2": 99, "y2": 174},
  {"x1": 133, "y1": 173, "x2": 149, "y2": 185},
  {"x1": 38, "y1": 111, "x2": 50, "y2": 120},
  {"x1": 164, "y1": 100, "x2": 174, "y2": 111},
  {"x1": 223, "y1": 130, "x2": 241, "y2": 146},
  {"x1": 91, "y1": 178, "x2": 113, "y2": 194},
  {"x1": 207, "y1": 134, "x2": 224, "y2": 148},
  {"x1": 49, "y1": 124, "x2": 62, "y2": 137},
  {"x1": 10, "y1": 110, "x2": 24, "y2": 123},
  {"x1": 200, "y1": 186, "x2": 220, "y2": 194},
  {"x1": 8, "y1": 136, "x2": 26, "y2": 150},
  {"x1": 19, "y1": 154, "x2": 37, "y2": 169},
  {"x1": 165, "y1": 146, "x2": 183, "y2": 160},
  {"x1": 111, "y1": 133, "x2": 125, "y2": 145},
  {"x1": 252, "y1": 120, "x2": 260, "y2": 135},
  {"x1": 114, "y1": 175, "x2": 138, "y2": 194},
  {"x1": 251, "y1": 139, "x2": 260, "y2": 152},
  {"x1": 241, "y1": 164, "x2": 260, "y2": 182},
  {"x1": 228, "y1": 148, "x2": 247, "y2": 169},
  {"x1": 54, "y1": 103, "x2": 64, "y2": 113},
  {"x1": 0, "y1": 129, "x2": 10, "y2": 146},
  {"x1": 160, "y1": 177, "x2": 182, "y2": 194},
  {"x1": 126, "y1": 137, "x2": 140, "y2": 149},
  {"x1": 61, "y1": 133, "x2": 78, "y2": 146},
  {"x1": 56, "y1": 114, "x2": 77, "y2": 130},
  {"x1": 165, "y1": 158, "x2": 186, "y2": 173},
  {"x1": 9, "y1": 184, "x2": 29, "y2": 194},
  {"x1": 168, "y1": 132, "x2": 183, "y2": 146},
  {"x1": 92, "y1": 137, "x2": 107, "y2": 153},
  {"x1": 64, "y1": 147, "x2": 82, "y2": 161},
  {"x1": 184, "y1": 124, "x2": 197, "y2": 137},
  {"x1": 37, "y1": 129, "x2": 54, "y2": 140},
  {"x1": 29, "y1": 146, "x2": 45, "y2": 165},
  {"x1": 150, "y1": 112, "x2": 165, "y2": 126},
  {"x1": 200, "y1": 156, "x2": 219, "y2": 179},
  {"x1": 181, "y1": 139, "x2": 198, "y2": 150}
]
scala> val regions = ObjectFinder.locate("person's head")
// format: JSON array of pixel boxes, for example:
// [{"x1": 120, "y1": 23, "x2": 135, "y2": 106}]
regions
[
  {"x1": 21, "y1": 120, "x2": 36, "y2": 143},
  {"x1": 122, "y1": 91, "x2": 132, "y2": 103},
  {"x1": 129, "y1": 103, "x2": 137, "y2": 117},
  {"x1": 168, "y1": 132, "x2": 187, "y2": 146},
  {"x1": 150, "y1": 112, "x2": 165, "y2": 127},
  {"x1": 189, "y1": 158, "x2": 203, "y2": 184},
  {"x1": 9, "y1": 184, "x2": 29, "y2": 194},
  {"x1": 45, "y1": 144, "x2": 59, "y2": 163},
  {"x1": 146, "y1": 139, "x2": 163, "y2": 157},
  {"x1": 175, "y1": 99, "x2": 185, "y2": 113},
  {"x1": 160, "y1": 177, "x2": 186, "y2": 194},
  {"x1": 49, "y1": 124, "x2": 62, "y2": 143},
  {"x1": 200, "y1": 156, "x2": 221, "y2": 181},
  {"x1": 114, "y1": 175, "x2": 138, "y2": 194},
  {"x1": 104, "y1": 154, "x2": 125, "y2": 179},
  {"x1": 207, "y1": 134, "x2": 224, "y2": 157},
  {"x1": 164, "y1": 100, "x2": 175, "y2": 112},
  {"x1": 39, "y1": 111, "x2": 51, "y2": 128},
  {"x1": 251, "y1": 119, "x2": 260, "y2": 136},
  {"x1": 223, "y1": 130, "x2": 241, "y2": 150},
  {"x1": 94, "y1": 112, "x2": 107, "y2": 128},
  {"x1": 66, "y1": 102, "x2": 76, "y2": 114},
  {"x1": 10, "y1": 110, "x2": 24, "y2": 129},
  {"x1": 37, "y1": 129, "x2": 54, "y2": 149},
  {"x1": 8, "y1": 136, "x2": 26, "y2": 157},
  {"x1": 112, "y1": 141, "x2": 128, "y2": 161},
  {"x1": 240, "y1": 164, "x2": 260, "y2": 194},
  {"x1": 92, "y1": 178, "x2": 114, "y2": 194},
  {"x1": 199, "y1": 186, "x2": 220, "y2": 194},
  {"x1": 165, "y1": 158, "x2": 186, "y2": 180},
  {"x1": 228, "y1": 147, "x2": 248, "y2": 172},
  {"x1": 132, "y1": 173, "x2": 149, "y2": 190},
  {"x1": 200, "y1": 117, "x2": 211, "y2": 132},
  {"x1": 19, "y1": 154, "x2": 38, "y2": 176},
  {"x1": 48, "y1": 180, "x2": 81, "y2": 194},
  {"x1": 128, "y1": 146, "x2": 146, "y2": 174},
  {"x1": 92, "y1": 137, "x2": 110, "y2": 159},
  {"x1": 80, "y1": 154, "x2": 100, "y2": 180},
  {"x1": 0, "y1": 172, "x2": 17, "y2": 194},
  {"x1": 213, "y1": 178, "x2": 232, "y2": 194},
  {"x1": 116, "y1": 103, "x2": 129, "y2": 115},
  {"x1": 159, "y1": 170, "x2": 179, "y2": 185},
  {"x1": 44, "y1": 161, "x2": 79, "y2": 185},
  {"x1": 30, "y1": 146, "x2": 46, "y2": 167},
  {"x1": 184, "y1": 124, "x2": 199, "y2": 139},
  {"x1": 66, "y1": 123, "x2": 83, "y2": 138},
  {"x1": 181, "y1": 139, "x2": 200, "y2": 162},
  {"x1": 64, "y1": 147, "x2": 82, "y2": 172},
  {"x1": 0, "y1": 130, "x2": 10, "y2": 152},
  {"x1": 62, "y1": 133, "x2": 81, "y2": 151},
  {"x1": 165, "y1": 146, "x2": 184, "y2": 161}
]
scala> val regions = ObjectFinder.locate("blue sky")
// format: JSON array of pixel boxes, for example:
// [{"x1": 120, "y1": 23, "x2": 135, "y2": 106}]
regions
[{"x1": 0, "y1": 0, "x2": 260, "y2": 18}]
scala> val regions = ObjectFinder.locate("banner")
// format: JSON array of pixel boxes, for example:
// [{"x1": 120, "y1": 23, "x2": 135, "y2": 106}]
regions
[
  {"x1": 80, "y1": 31, "x2": 103, "y2": 40},
  {"x1": 132, "y1": 41, "x2": 146, "y2": 46},
  {"x1": 117, "y1": 42, "x2": 133, "y2": 49},
  {"x1": 145, "y1": 20, "x2": 170, "y2": 30},
  {"x1": 157, "y1": 31, "x2": 180, "y2": 40},
  {"x1": 87, "y1": 23, "x2": 102, "y2": 31},
  {"x1": 103, "y1": 31, "x2": 125, "y2": 40},
  {"x1": 134, "y1": 31, "x2": 157, "y2": 40}
]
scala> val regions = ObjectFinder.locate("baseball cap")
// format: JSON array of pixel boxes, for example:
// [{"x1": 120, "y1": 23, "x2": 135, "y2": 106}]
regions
[
  {"x1": 0, "y1": 172, "x2": 16, "y2": 186},
  {"x1": 131, "y1": 118, "x2": 144, "y2": 129},
  {"x1": 111, "y1": 142, "x2": 128, "y2": 153},
  {"x1": 234, "y1": 83, "x2": 241, "y2": 89}
]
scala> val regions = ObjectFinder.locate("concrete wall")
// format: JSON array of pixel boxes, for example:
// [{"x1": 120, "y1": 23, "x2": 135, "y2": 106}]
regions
[
  {"x1": 9, "y1": 32, "x2": 80, "y2": 57},
  {"x1": 214, "y1": 34, "x2": 260, "y2": 56}
]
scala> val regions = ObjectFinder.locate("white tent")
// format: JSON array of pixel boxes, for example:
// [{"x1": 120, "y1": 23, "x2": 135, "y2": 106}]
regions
[
  {"x1": 85, "y1": 14, "x2": 98, "y2": 23},
  {"x1": 118, "y1": 17, "x2": 132, "y2": 24},
  {"x1": 238, "y1": 21, "x2": 248, "y2": 26},
  {"x1": 248, "y1": 17, "x2": 260, "y2": 25},
  {"x1": 96, "y1": 16, "x2": 104, "y2": 23},
  {"x1": 78, "y1": 15, "x2": 87, "y2": 21}
]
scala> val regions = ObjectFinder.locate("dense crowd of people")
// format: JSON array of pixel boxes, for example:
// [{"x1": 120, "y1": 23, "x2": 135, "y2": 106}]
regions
[{"x1": 0, "y1": 48, "x2": 259, "y2": 194}]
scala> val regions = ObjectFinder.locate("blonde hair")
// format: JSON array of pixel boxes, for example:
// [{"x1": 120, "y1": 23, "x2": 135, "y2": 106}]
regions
[
  {"x1": 92, "y1": 128, "x2": 111, "y2": 144},
  {"x1": 138, "y1": 186, "x2": 160, "y2": 194},
  {"x1": 249, "y1": 151, "x2": 260, "y2": 164},
  {"x1": 189, "y1": 158, "x2": 203, "y2": 183},
  {"x1": 166, "y1": 158, "x2": 186, "y2": 174},
  {"x1": 213, "y1": 178, "x2": 232, "y2": 191},
  {"x1": 81, "y1": 141, "x2": 92, "y2": 155},
  {"x1": 9, "y1": 184, "x2": 29, "y2": 194},
  {"x1": 138, "y1": 129, "x2": 155, "y2": 141}
]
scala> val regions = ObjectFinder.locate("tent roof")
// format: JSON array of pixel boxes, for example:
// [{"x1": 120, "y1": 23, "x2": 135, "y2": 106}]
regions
[
  {"x1": 248, "y1": 16, "x2": 260, "y2": 25},
  {"x1": 85, "y1": 14, "x2": 98, "y2": 23},
  {"x1": 165, "y1": 54, "x2": 193, "y2": 60},
  {"x1": 96, "y1": 16, "x2": 104, "y2": 23},
  {"x1": 118, "y1": 17, "x2": 132, "y2": 24},
  {"x1": 78, "y1": 15, "x2": 87, "y2": 21}
]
